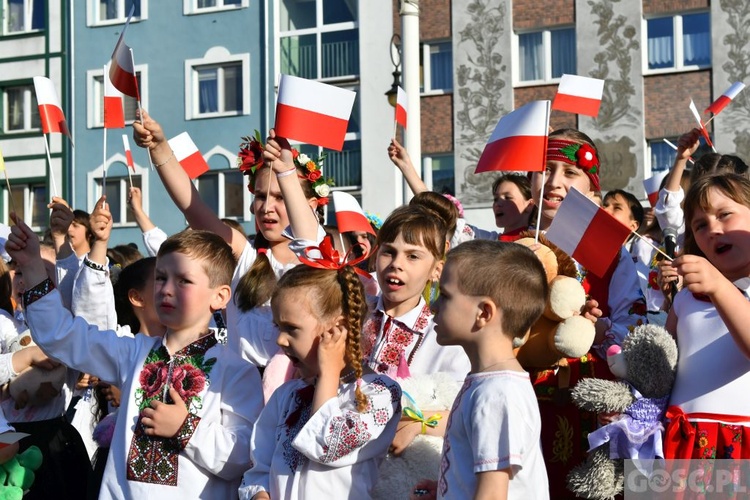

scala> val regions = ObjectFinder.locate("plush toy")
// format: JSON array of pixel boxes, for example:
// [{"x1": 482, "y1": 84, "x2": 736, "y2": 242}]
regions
[
  {"x1": 2, "y1": 332, "x2": 66, "y2": 409},
  {"x1": 566, "y1": 324, "x2": 678, "y2": 500},
  {"x1": 514, "y1": 233, "x2": 596, "y2": 368},
  {"x1": 0, "y1": 445, "x2": 42, "y2": 500}
]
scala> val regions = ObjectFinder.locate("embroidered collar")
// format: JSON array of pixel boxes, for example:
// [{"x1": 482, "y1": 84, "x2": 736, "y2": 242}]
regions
[
  {"x1": 374, "y1": 295, "x2": 432, "y2": 333},
  {"x1": 160, "y1": 330, "x2": 218, "y2": 357}
]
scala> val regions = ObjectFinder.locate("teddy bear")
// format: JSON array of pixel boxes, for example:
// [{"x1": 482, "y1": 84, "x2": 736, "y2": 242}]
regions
[
  {"x1": 0, "y1": 444, "x2": 42, "y2": 500},
  {"x1": 514, "y1": 233, "x2": 596, "y2": 368},
  {"x1": 1, "y1": 332, "x2": 66, "y2": 409},
  {"x1": 566, "y1": 323, "x2": 678, "y2": 500}
]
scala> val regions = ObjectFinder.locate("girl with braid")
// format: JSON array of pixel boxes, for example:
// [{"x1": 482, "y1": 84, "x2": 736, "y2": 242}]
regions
[{"x1": 239, "y1": 258, "x2": 402, "y2": 500}]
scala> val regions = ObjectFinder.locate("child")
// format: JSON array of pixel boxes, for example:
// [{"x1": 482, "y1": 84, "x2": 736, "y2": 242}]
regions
[
  {"x1": 6, "y1": 220, "x2": 263, "y2": 499},
  {"x1": 413, "y1": 239, "x2": 549, "y2": 499},
  {"x1": 602, "y1": 189, "x2": 643, "y2": 235},
  {"x1": 663, "y1": 173, "x2": 750, "y2": 463},
  {"x1": 238, "y1": 261, "x2": 401, "y2": 499}
]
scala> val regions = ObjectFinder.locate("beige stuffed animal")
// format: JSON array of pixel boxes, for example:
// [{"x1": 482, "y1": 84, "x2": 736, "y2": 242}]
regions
[
  {"x1": 2, "y1": 332, "x2": 66, "y2": 409},
  {"x1": 514, "y1": 233, "x2": 596, "y2": 369}
]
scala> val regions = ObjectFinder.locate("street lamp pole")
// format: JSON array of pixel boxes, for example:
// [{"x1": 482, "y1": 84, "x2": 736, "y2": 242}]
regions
[{"x1": 400, "y1": 0, "x2": 421, "y2": 203}]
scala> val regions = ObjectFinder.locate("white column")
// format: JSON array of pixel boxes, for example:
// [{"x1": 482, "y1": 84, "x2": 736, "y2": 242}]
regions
[{"x1": 400, "y1": 0, "x2": 421, "y2": 203}]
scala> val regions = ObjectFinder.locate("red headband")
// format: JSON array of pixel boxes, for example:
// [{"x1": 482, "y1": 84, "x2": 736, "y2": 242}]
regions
[{"x1": 546, "y1": 139, "x2": 601, "y2": 192}]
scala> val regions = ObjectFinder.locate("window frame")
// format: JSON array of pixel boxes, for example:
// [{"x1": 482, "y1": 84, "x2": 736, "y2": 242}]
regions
[
  {"x1": 2, "y1": 83, "x2": 40, "y2": 133},
  {"x1": 183, "y1": 0, "x2": 246, "y2": 15},
  {"x1": 2, "y1": 0, "x2": 45, "y2": 34},
  {"x1": 646, "y1": 138, "x2": 680, "y2": 178},
  {"x1": 643, "y1": 11, "x2": 711, "y2": 75},
  {"x1": 513, "y1": 26, "x2": 576, "y2": 86},
  {"x1": 421, "y1": 40, "x2": 453, "y2": 96},
  {"x1": 86, "y1": 65, "x2": 148, "y2": 129},
  {"x1": 2, "y1": 182, "x2": 47, "y2": 231},
  {"x1": 87, "y1": 155, "x2": 149, "y2": 227},
  {"x1": 192, "y1": 168, "x2": 248, "y2": 220},
  {"x1": 86, "y1": 0, "x2": 147, "y2": 27},
  {"x1": 184, "y1": 48, "x2": 250, "y2": 120}
]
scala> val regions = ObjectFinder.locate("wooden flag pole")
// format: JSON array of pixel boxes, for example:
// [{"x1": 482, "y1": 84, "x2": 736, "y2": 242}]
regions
[
  {"x1": 3, "y1": 170, "x2": 18, "y2": 219},
  {"x1": 629, "y1": 230, "x2": 672, "y2": 261},
  {"x1": 42, "y1": 134, "x2": 59, "y2": 198},
  {"x1": 534, "y1": 169, "x2": 546, "y2": 244},
  {"x1": 129, "y1": 48, "x2": 153, "y2": 169}
]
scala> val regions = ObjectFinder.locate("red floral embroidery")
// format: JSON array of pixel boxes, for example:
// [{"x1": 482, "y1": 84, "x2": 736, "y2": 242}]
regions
[
  {"x1": 171, "y1": 363, "x2": 207, "y2": 400},
  {"x1": 139, "y1": 361, "x2": 168, "y2": 398},
  {"x1": 320, "y1": 415, "x2": 371, "y2": 463},
  {"x1": 648, "y1": 270, "x2": 659, "y2": 290}
]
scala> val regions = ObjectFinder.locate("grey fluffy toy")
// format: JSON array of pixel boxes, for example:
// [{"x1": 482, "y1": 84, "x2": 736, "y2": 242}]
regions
[{"x1": 566, "y1": 324, "x2": 678, "y2": 500}]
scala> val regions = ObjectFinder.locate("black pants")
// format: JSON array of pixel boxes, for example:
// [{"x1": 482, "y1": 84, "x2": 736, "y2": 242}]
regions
[{"x1": 12, "y1": 416, "x2": 92, "y2": 500}]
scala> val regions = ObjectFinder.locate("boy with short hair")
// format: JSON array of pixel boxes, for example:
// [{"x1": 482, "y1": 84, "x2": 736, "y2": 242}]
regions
[
  {"x1": 5, "y1": 212, "x2": 263, "y2": 500},
  {"x1": 602, "y1": 189, "x2": 644, "y2": 233},
  {"x1": 417, "y1": 239, "x2": 549, "y2": 500}
]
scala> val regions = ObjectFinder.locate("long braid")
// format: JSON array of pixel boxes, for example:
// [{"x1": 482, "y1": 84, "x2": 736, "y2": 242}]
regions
[{"x1": 338, "y1": 267, "x2": 368, "y2": 412}]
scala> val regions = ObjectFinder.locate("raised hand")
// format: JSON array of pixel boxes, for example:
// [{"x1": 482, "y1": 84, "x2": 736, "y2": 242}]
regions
[
  {"x1": 132, "y1": 109, "x2": 166, "y2": 151},
  {"x1": 263, "y1": 128, "x2": 295, "y2": 173}
]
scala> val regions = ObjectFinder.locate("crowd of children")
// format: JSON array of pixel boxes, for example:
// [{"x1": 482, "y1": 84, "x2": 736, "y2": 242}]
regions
[{"x1": 0, "y1": 112, "x2": 747, "y2": 500}]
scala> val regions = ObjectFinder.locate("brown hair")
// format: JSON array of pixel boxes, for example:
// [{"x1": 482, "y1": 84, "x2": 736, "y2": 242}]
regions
[
  {"x1": 408, "y1": 192, "x2": 458, "y2": 242},
  {"x1": 683, "y1": 173, "x2": 750, "y2": 258},
  {"x1": 691, "y1": 153, "x2": 749, "y2": 183},
  {"x1": 492, "y1": 173, "x2": 532, "y2": 200},
  {"x1": 272, "y1": 265, "x2": 369, "y2": 411},
  {"x1": 446, "y1": 240, "x2": 547, "y2": 339},
  {"x1": 157, "y1": 230, "x2": 236, "y2": 288},
  {"x1": 377, "y1": 204, "x2": 448, "y2": 263},
  {"x1": 235, "y1": 166, "x2": 323, "y2": 311}
]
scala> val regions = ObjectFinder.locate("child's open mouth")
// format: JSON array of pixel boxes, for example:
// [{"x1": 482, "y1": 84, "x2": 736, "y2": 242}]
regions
[
  {"x1": 385, "y1": 277, "x2": 404, "y2": 291},
  {"x1": 716, "y1": 243, "x2": 732, "y2": 254},
  {"x1": 543, "y1": 194, "x2": 564, "y2": 209}
]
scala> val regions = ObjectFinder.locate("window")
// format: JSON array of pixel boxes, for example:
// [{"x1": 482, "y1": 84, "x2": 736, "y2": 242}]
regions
[
  {"x1": 278, "y1": 0, "x2": 358, "y2": 81},
  {"x1": 88, "y1": 0, "x2": 145, "y2": 25},
  {"x1": 648, "y1": 139, "x2": 679, "y2": 174},
  {"x1": 517, "y1": 28, "x2": 576, "y2": 83},
  {"x1": 3, "y1": 183, "x2": 47, "y2": 230},
  {"x1": 185, "y1": 0, "x2": 244, "y2": 14},
  {"x1": 95, "y1": 175, "x2": 142, "y2": 224},
  {"x1": 647, "y1": 12, "x2": 710, "y2": 71},
  {"x1": 185, "y1": 48, "x2": 249, "y2": 120},
  {"x1": 88, "y1": 66, "x2": 146, "y2": 128},
  {"x1": 3, "y1": 0, "x2": 44, "y2": 34},
  {"x1": 424, "y1": 154, "x2": 455, "y2": 195},
  {"x1": 194, "y1": 170, "x2": 244, "y2": 218},
  {"x1": 421, "y1": 41, "x2": 453, "y2": 93},
  {"x1": 3, "y1": 84, "x2": 41, "y2": 132}
]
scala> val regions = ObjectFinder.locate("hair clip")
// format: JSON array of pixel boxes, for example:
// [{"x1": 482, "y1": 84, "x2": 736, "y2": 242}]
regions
[{"x1": 298, "y1": 239, "x2": 370, "y2": 278}]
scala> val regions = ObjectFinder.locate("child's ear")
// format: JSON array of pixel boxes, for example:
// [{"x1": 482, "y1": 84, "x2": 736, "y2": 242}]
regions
[
  {"x1": 210, "y1": 284, "x2": 232, "y2": 311},
  {"x1": 307, "y1": 197, "x2": 319, "y2": 212},
  {"x1": 128, "y1": 288, "x2": 145, "y2": 309},
  {"x1": 431, "y1": 259, "x2": 444, "y2": 282},
  {"x1": 628, "y1": 219, "x2": 640, "y2": 232},
  {"x1": 474, "y1": 298, "x2": 497, "y2": 329}
]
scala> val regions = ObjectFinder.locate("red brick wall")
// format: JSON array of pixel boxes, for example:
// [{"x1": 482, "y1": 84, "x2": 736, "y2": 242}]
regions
[
  {"x1": 421, "y1": 94, "x2": 453, "y2": 153},
  {"x1": 513, "y1": 0, "x2": 574, "y2": 30},
  {"x1": 514, "y1": 85, "x2": 577, "y2": 131},
  {"x1": 644, "y1": 70, "x2": 711, "y2": 138},
  {"x1": 392, "y1": 0, "x2": 451, "y2": 39},
  {"x1": 642, "y1": 0, "x2": 708, "y2": 15}
]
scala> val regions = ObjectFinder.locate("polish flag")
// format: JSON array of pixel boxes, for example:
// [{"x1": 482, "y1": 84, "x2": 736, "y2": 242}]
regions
[
  {"x1": 333, "y1": 191, "x2": 375, "y2": 236},
  {"x1": 551, "y1": 74, "x2": 605, "y2": 117},
  {"x1": 168, "y1": 132, "x2": 209, "y2": 179},
  {"x1": 104, "y1": 64, "x2": 125, "y2": 129},
  {"x1": 33, "y1": 76, "x2": 71, "y2": 139},
  {"x1": 689, "y1": 99, "x2": 714, "y2": 151},
  {"x1": 274, "y1": 74, "x2": 356, "y2": 151},
  {"x1": 545, "y1": 187, "x2": 631, "y2": 277},
  {"x1": 643, "y1": 170, "x2": 668, "y2": 207},
  {"x1": 122, "y1": 135, "x2": 135, "y2": 171},
  {"x1": 475, "y1": 100, "x2": 549, "y2": 173},
  {"x1": 706, "y1": 82, "x2": 746, "y2": 115},
  {"x1": 395, "y1": 86, "x2": 408, "y2": 128},
  {"x1": 110, "y1": 38, "x2": 139, "y2": 99}
]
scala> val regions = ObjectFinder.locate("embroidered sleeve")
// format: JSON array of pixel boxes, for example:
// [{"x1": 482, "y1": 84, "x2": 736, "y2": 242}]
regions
[
  {"x1": 176, "y1": 413, "x2": 201, "y2": 450},
  {"x1": 22, "y1": 278, "x2": 56, "y2": 308},
  {"x1": 292, "y1": 376, "x2": 402, "y2": 467},
  {"x1": 83, "y1": 256, "x2": 108, "y2": 272},
  {"x1": 73, "y1": 256, "x2": 117, "y2": 330}
]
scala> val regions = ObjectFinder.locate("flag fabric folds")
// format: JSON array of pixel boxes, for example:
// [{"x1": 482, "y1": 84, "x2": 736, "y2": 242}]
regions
[
  {"x1": 688, "y1": 99, "x2": 714, "y2": 151},
  {"x1": 545, "y1": 187, "x2": 631, "y2": 277},
  {"x1": 33, "y1": 76, "x2": 71, "y2": 138},
  {"x1": 274, "y1": 74, "x2": 356, "y2": 151},
  {"x1": 168, "y1": 132, "x2": 209, "y2": 180},
  {"x1": 551, "y1": 74, "x2": 605, "y2": 117},
  {"x1": 332, "y1": 191, "x2": 375, "y2": 236},
  {"x1": 706, "y1": 82, "x2": 746, "y2": 115},
  {"x1": 643, "y1": 171, "x2": 669, "y2": 207},
  {"x1": 109, "y1": 8, "x2": 139, "y2": 99},
  {"x1": 104, "y1": 63, "x2": 126, "y2": 129},
  {"x1": 395, "y1": 86, "x2": 408, "y2": 128},
  {"x1": 122, "y1": 135, "x2": 135, "y2": 171},
  {"x1": 475, "y1": 100, "x2": 550, "y2": 173}
]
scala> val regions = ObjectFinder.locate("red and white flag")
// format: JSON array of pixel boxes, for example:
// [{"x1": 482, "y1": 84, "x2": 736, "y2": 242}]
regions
[
  {"x1": 706, "y1": 82, "x2": 745, "y2": 115},
  {"x1": 33, "y1": 76, "x2": 71, "y2": 139},
  {"x1": 545, "y1": 187, "x2": 631, "y2": 277},
  {"x1": 475, "y1": 100, "x2": 549, "y2": 173},
  {"x1": 109, "y1": 8, "x2": 139, "y2": 99},
  {"x1": 104, "y1": 63, "x2": 125, "y2": 129},
  {"x1": 168, "y1": 132, "x2": 209, "y2": 179},
  {"x1": 551, "y1": 74, "x2": 605, "y2": 117},
  {"x1": 643, "y1": 170, "x2": 669, "y2": 207},
  {"x1": 333, "y1": 191, "x2": 375, "y2": 236},
  {"x1": 689, "y1": 98, "x2": 715, "y2": 151},
  {"x1": 395, "y1": 86, "x2": 408, "y2": 128},
  {"x1": 122, "y1": 134, "x2": 135, "y2": 171},
  {"x1": 275, "y1": 74, "x2": 356, "y2": 151}
]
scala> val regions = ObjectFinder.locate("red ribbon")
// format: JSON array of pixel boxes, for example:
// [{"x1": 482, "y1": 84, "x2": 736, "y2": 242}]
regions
[
  {"x1": 298, "y1": 239, "x2": 370, "y2": 278},
  {"x1": 665, "y1": 405, "x2": 750, "y2": 455}
]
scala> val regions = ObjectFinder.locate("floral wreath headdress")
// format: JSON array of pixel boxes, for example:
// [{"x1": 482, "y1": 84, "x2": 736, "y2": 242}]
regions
[
  {"x1": 237, "y1": 131, "x2": 335, "y2": 205},
  {"x1": 546, "y1": 139, "x2": 601, "y2": 191}
]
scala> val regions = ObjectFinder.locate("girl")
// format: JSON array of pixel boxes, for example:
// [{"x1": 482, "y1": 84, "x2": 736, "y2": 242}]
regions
[
  {"x1": 133, "y1": 112, "x2": 324, "y2": 370},
  {"x1": 238, "y1": 260, "x2": 401, "y2": 499},
  {"x1": 664, "y1": 173, "x2": 750, "y2": 464}
]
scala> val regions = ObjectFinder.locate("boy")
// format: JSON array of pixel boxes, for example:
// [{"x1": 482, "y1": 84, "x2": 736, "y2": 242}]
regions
[
  {"x1": 416, "y1": 240, "x2": 549, "y2": 500},
  {"x1": 602, "y1": 189, "x2": 644, "y2": 233},
  {"x1": 5, "y1": 213, "x2": 263, "y2": 499}
]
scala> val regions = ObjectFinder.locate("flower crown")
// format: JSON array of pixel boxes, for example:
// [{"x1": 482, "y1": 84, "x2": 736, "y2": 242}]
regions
[
  {"x1": 237, "y1": 131, "x2": 335, "y2": 204},
  {"x1": 364, "y1": 211, "x2": 383, "y2": 231},
  {"x1": 546, "y1": 139, "x2": 601, "y2": 191}
]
